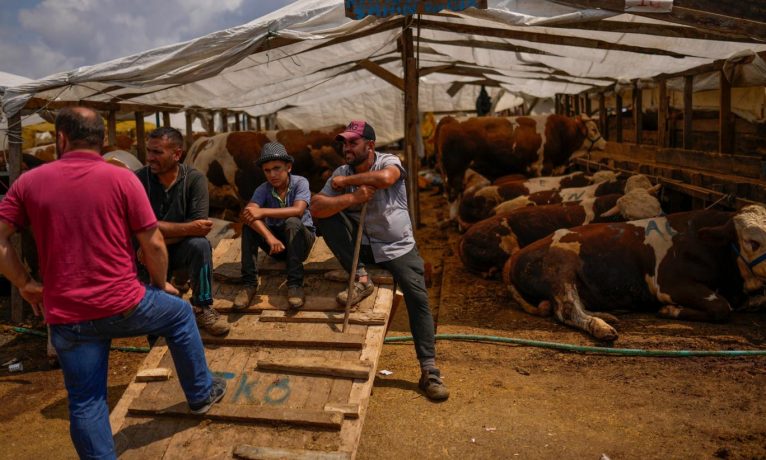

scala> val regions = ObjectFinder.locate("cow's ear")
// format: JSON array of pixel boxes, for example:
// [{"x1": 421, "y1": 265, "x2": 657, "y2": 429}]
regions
[{"x1": 698, "y1": 219, "x2": 736, "y2": 245}]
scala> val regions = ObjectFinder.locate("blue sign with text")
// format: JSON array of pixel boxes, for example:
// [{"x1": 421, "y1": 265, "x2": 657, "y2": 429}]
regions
[{"x1": 345, "y1": 0, "x2": 487, "y2": 19}]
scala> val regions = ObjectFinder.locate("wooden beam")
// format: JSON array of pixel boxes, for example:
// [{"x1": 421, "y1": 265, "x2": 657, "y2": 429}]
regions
[
  {"x1": 233, "y1": 446, "x2": 350, "y2": 460},
  {"x1": 615, "y1": 92, "x2": 623, "y2": 143},
  {"x1": 162, "y1": 111, "x2": 171, "y2": 128},
  {"x1": 256, "y1": 116, "x2": 262, "y2": 131},
  {"x1": 207, "y1": 111, "x2": 216, "y2": 135},
  {"x1": 258, "y1": 310, "x2": 387, "y2": 326},
  {"x1": 599, "y1": 92, "x2": 607, "y2": 140},
  {"x1": 402, "y1": 25, "x2": 420, "y2": 227},
  {"x1": 324, "y1": 403, "x2": 360, "y2": 419},
  {"x1": 220, "y1": 110, "x2": 228, "y2": 133},
  {"x1": 201, "y1": 330, "x2": 366, "y2": 349},
  {"x1": 134, "y1": 111, "x2": 146, "y2": 164},
  {"x1": 633, "y1": 82, "x2": 642, "y2": 145},
  {"x1": 234, "y1": 112, "x2": 241, "y2": 131},
  {"x1": 184, "y1": 111, "x2": 194, "y2": 151},
  {"x1": 549, "y1": 0, "x2": 766, "y2": 42},
  {"x1": 129, "y1": 402, "x2": 344, "y2": 429},
  {"x1": 417, "y1": 18, "x2": 689, "y2": 58},
  {"x1": 357, "y1": 59, "x2": 404, "y2": 91},
  {"x1": 564, "y1": 94, "x2": 571, "y2": 117},
  {"x1": 683, "y1": 75, "x2": 693, "y2": 149},
  {"x1": 22, "y1": 97, "x2": 184, "y2": 114},
  {"x1": 585, "y1": 94, "x2": 592, "y2": 116},
  {"x1": 256, "y1": 357, "x2": 373, "y2": 379},
  {"x1": 657, "y1": 79, "x2": 668, "y2": 148},
  {"x1": 719, "y1": 70, "x2": 733, "y2": 154},
  {"x1": 547, "y1": 18, "x2": 759, "y2": 43}
]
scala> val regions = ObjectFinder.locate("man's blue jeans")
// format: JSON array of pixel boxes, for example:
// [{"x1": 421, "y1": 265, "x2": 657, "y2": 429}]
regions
[{"x1": 49, "y1": 286, "x2": 213, "y2": 460}]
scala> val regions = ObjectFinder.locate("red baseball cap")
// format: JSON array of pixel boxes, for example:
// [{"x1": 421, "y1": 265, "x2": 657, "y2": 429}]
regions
[{"x1": 336, "y1": 120, "x2": 376, "y2": 142}]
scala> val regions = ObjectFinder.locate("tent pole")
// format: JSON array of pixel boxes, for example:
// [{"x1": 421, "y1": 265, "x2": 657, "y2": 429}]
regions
[{"x1": 402, "y1": 20, "x2": 420, "y2": 227}]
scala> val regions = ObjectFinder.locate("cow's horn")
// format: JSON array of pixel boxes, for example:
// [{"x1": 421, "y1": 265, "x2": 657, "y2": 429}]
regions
[{"x1": 600, "y1": 204, "x2": 621, "y2": 217}]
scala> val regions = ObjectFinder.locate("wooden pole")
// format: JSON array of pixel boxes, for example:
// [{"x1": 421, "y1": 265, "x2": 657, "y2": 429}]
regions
[
  {"x1": 683, "y1": 75, "x2": 694, "y2": 149},
  {"x1": 162, "y1": 111, "x2": 171, "y2": 128},
  {"x1": 134, "y1": 111, "x2": 146, "y2": 164},
  {"x1": 585, "y1": 94, "x2": 592, "y2": 117},
  {"x1": 234, "y1": 112, "x2": 241, "y2": 131},
  {"x1": 185, "y1": 111, "x2": 194, "y2": 152},
  {"x1": 256, "y1": 116, "x2": 262, "y2": 131},
  {"x1": 564, "y1": 95, "x2": 571, "y2": 117},
  {"x1": 402, "y1": 23, "x2": 420, "y2": 227},
  {"x1": 221, "y1": 110, "x2": 229, "y2": 132},
  {"x1": 719, "y1": 70, "x2": 733, "y2": 154},
  {"x1": 207, "y1": 112, "x2": 215, "y2": 135},
  {"x1": 8, "y1": 111, "x2": 23, "y2": 323},
  {"x1": 633, "y1": 81, "x2": 643, "y2": 145},
  {"x1": 615, "y1": 92, "x2": 623, "y2": 143},
  {"x1": 107, "y1": 110, "x2": 117, "y2": 148},
  {"x1": 599, "y1": 92, "x2": 608, "y2": 140},
  {"x1": 658, "y1": 79, "x2": 668, "y2": 148},
  {"x1": 244, "y1": 115, "x2": 250, "y2": 131},
  {"x1": 343, "y1": 204, "x2": 368, "y2": 333}
]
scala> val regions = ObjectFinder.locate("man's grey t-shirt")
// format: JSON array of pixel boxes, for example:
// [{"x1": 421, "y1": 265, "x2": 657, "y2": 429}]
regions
[{"x1": 320, "y1": 151, "x2": 414, "y2": 262}]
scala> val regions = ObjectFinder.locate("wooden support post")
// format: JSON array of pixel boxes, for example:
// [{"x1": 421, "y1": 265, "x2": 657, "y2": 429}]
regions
[
  {"x1": 633, "y1": 82, "x2": 643, "y2": 145},
  {"x1": 599, "y1": 92, "x2": 608, "y2": 140},
  {"x1": 7, "y1": 111, "x2": 23, "y2": 322},
  {"x1": 221, "y1": 110, "x2": 229, "y2": 132},
  {"x1": 402, "y1": 23, "x2": 420, "y2": 227},
  {"x1": 615, "y1": 92, "x2": 623, "y2": 143},
  {"x1": 162, "y1": 111, "x2": 171, "y2": 128},
  {"x1": 134, "y1": 111, "x2": 146, "y2": 164},
  {"x1": 585, "y1": 94, "x2": 592, "y2": 117},
  {"x1": 107, "y1": 110, "x2": 117, "y2": 147},
  {"x1": 564, "y1": 95, "x2": 571, "y2": 117},
  {"x1": 184, "y1": 111, "x2": 194, "y2": 151},
  {"x1": 234, "y1": 112, "x2": 241, "y2": 131},
  {"x1": 719, "y1": 70, "x2": 733, "y2": 154},
  {"x1": 207, "y1": 112, "x2": 215, "y2": 135},
  {"x1": 683, "y1": 75, "x2": 693, "y2": 149},
  {"x1": 243, "y1": 115, "x2": 250, "y2": 131},
  {"x1": 256, "y1": 116, "x2": 262, "y2": 131},
  {"x1": 658, "y1": 79, "x2": 668, "y2": 148}
]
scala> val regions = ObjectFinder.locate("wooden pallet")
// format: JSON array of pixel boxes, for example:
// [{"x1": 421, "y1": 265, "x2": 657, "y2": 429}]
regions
[{"x1": 110, "y1": 236, "x2": 400, "y2": 459}]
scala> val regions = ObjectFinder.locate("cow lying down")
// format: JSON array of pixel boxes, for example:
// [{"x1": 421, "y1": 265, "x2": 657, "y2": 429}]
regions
[
  {"x1": 458, "y1": 170, "x2": 617, "y2": 230},
  {"x1": 504, "y1": 205, "x2": 766, "y2": 341},
  {"x1": 460, "y1": 186, "x2": 662, "y2": 278}
]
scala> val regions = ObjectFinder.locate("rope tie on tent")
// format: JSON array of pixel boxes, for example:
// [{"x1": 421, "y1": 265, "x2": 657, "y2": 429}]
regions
[{"x1": 705, "y1": 193, "x2": 735, "y2": 210}]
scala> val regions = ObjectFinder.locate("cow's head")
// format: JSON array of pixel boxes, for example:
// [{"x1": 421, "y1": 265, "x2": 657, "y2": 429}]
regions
[
  {"x1": 733, "y1": 205, "x2": 766, "y2": 289},
  {"x1": 576, "y1": 115, "x2": 607, "y2": 152}
]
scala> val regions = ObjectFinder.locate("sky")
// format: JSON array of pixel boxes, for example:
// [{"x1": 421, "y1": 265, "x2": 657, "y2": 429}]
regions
[{"x1": 0, "y1": 0, "x2": 297, "y2": 80}]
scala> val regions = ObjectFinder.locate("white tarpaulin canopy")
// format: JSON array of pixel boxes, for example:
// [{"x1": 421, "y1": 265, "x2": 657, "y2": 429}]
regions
[{"x1": 3, "y1": 0, "x2": 766, "y2": 144}]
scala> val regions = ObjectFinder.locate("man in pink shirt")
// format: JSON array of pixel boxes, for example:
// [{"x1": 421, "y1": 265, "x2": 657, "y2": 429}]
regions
[{"x1": 0, "y1": 107, "x2": 226, "y2": 459}]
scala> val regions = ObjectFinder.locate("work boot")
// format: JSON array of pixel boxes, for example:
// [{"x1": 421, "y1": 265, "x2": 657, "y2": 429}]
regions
[
  {"x1": 232, "y1": 285, "x2": 257, "y2": 310},
  {"x1": 287, "y1": 285, "x2": 305, "y2": 309},
  {"x1": 195, "y1": 306, "x2": 230, "y2": 336},
  {"x1": 419, "y1": 369, "x2": 450, "y2": 401},
  {"x1": 336, "y1": 280, "x2": 374, "y2": 306},
  {"x1": 189, "y1": 376, "x2": 228, "y2": 414}
]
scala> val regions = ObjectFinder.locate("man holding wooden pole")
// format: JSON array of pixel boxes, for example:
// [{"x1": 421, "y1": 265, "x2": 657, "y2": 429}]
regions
[{"x1": 311, "y1": 120, "x2": 449, "y2": 401}]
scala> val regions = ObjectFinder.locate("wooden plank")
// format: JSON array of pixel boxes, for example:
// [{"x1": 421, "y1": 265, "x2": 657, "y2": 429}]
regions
[
  {"x1": 599, "y1": 92, "x2": 607, "y2": 140},
  {"x1": 403, "y1": 26, "x2": 420, "y2": 227},
  {"x1": 256, "y1": 357, "x2": 372, "y2": 379},
  {"x1": 258, "y1": 310, "x2": 387, "y2": 326},
  {"x1": 323, "y1": 269, "x2": 393, "y2": 285},
  {"x1": 134, "y1": 111, "x2": 146, "y2": 164},
  {"x1": 633, "y1": 82, "x2": 642, "y2": 145},
  {"x1": 162, "y1": 111, "x2": 171, "y2": 128},
  {"x1": 324, "y1": 403, "x2": 360, "y2": 419},
  {"x1": 233, "y1": 445, "x2": 351, "y2": 460},
  {"x1": 129, "y1": 401, "x2": 344, "y2": 429},
  {"x1": 107, "y1": 110, "x2": 117, "y2": 147},
  {"x1": 615, "y1": 92, "x2": 623, "y2": 143},
  {"x1": 202, "y1": 329, "x2": 366, "y2": 349},
  {"x1": 357, "y1": 59, "x2": 404, "y2": 91},
  {"x1": 136, "y1": 367, "x2": 172, "y2": 382},
  {"x1": 110, "y1": 341, "x2": 169, "y2": 433}
]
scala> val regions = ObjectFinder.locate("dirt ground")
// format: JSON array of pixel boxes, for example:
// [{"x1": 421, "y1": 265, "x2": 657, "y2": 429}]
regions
[{"x1": 2, "y1": 187, "x2": 766, "y2": 459}]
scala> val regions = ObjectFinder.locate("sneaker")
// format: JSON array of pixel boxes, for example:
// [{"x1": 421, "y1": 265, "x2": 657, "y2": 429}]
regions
[
  {"x1": 419, "y1": 369, "x2": 450, "y2": 401},
  {"x1": 189, "y1": 376, "x2": 227, "y2": 414},
  {"x1": 287, "y1": 285, "x2": 305, "y2": 309},
  {"x1": 336, "y1": 280, "x2": 374, "y2": 306},
  {"x1": 232, "y1": 285, "x2": 257, "y2": 310},
  {"x1": 195, "y1": 306, "x2": 231, "y2": 336}
]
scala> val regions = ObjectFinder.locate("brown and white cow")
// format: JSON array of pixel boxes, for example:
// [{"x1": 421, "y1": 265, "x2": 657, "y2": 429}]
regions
[
  {"x1": 491, "y1": 173, "x2": 655, "y2": 216},
  {"x1": 504, "y1": 206, "x2": 766, "y2": 341},
  {"x1": 185, "y1": 128, "x2": 343, "y2": 209},
  {"x1": 460, "y1": 189, "x2": 662, "y2": 278},
  {"x1": 436, "y1": 114, "x2": 606, "y2": 215},
  {"x1": 457, "y1": 171, "x2": 615, "y2": 230}
]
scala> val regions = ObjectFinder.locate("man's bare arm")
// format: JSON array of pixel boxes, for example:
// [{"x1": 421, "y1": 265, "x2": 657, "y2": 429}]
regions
[
  {"x1": 331, "y1": 165, "x2": 401, "y2": 191},
  {"x1": 310, "y1": 186, "x2": 375, "y2": 219},
  {"x1": 135, "y1": 226, "x2": 170, "y2": 289},
  {"x1": 0, "y1": 221, "x2": 43, "y2": 315}
]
